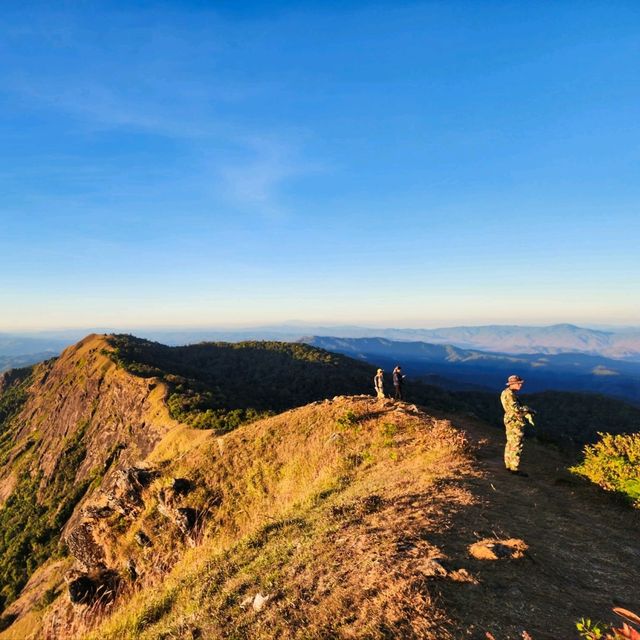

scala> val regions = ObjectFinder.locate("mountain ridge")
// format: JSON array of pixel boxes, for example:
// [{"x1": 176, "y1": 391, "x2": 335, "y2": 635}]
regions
[{"x1": 0, "y1": 334, "x2": 638, "y2": 638}]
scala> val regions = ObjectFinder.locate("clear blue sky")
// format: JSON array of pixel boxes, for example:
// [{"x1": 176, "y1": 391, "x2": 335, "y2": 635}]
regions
[{"x1": 1, "y1": 1, "x2": 638, "y2": 331}]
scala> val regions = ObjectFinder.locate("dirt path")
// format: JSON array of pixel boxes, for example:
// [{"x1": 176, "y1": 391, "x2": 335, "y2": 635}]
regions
[{"x1": 431, "y1": 413, "x2": 640, "y2": 639}]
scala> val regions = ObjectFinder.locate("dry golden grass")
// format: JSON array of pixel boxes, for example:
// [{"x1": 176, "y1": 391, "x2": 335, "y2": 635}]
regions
[
  {"x1": 6, "y1": 389, "x2": 640, "y2": 640},
  {"x1": 70, "y1": 396, "x2": 475, "y2": 640}
]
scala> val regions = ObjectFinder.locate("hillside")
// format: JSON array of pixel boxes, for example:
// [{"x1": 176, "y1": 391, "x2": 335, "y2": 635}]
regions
[
  {"x1": 0, "y1": 335, "x2": 638, "y2": 639},
  {"x1": 3, "y1": 397, "x2": 638, "y2": 639}
]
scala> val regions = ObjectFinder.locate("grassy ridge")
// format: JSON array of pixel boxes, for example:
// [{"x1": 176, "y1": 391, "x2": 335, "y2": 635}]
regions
[
  {"x1": 82, "y1": 397, "x2": 471, "y2": 640},
  {"x1": 103, "y1": 335, "x2": 384, "y2": 431},
  {"x1": 103, "y1": 334, "x2": 640, "y2": 446}
]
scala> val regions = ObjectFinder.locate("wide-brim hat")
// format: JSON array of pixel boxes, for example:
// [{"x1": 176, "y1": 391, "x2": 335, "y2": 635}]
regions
[{"x1": 506, "y1": 375, "x2": 525, "y2": 386}]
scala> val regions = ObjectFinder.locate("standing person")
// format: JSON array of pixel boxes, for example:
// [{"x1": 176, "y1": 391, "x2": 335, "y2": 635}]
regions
[
  {"x1": 392, "y1": 365, "x2": 405, "y2": 400},
  {"x1": 500, "y1": 375, "x2": 535, "y2": 477},
  {"x1": 374, "y1": 368, "x2": 385, "y2": 399}
]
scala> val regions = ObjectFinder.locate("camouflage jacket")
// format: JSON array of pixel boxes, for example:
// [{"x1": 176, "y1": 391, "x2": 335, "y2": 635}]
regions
[{"x1": 500, "y1": 388, "x2": 526, "y2": 422}]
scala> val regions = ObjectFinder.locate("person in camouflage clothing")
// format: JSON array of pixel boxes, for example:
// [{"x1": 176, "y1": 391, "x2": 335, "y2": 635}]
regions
[{"x1": 500, "y1": 374, "x2": 535, "y2": 476}]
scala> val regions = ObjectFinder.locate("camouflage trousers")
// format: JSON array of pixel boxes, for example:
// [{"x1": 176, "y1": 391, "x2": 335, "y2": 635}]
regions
[{"x1": 504, "y1": 419, "x2": 525, "y2": 471}]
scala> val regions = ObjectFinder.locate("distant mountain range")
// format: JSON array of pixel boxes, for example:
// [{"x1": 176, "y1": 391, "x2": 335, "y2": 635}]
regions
[
  {"x1": 0, "y1": 333, "x2": 65, "y2": 372},
  {"x1": 6, "y1": 322, "x2": 640, "y2": 358},
  {"x1": 0, "y1": 353, "x2": 56, "y2": 373},
  {"x1": 303, "y1": 336, "x2": 640, "y2": 405}
]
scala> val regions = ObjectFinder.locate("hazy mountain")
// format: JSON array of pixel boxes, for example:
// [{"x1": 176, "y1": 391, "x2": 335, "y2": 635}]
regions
[
  {"x1": 304, "y1": 336, "x2": 640, "y2": 405},
  {"x1": 0, "y1": 353, "x2": 58, "y2": 373},
  {"x1": 5, "y1": 323, "x2": 640, "y2": 360},
  {"x1": 0, "y1": 335, "x2": 68, "y2": 358},
  {"x1": 139, "y1": 324, "x2": 640, "y2": 358},
  {"x1": 380, "y1": 323, "x2": 640, "y2": 359}
]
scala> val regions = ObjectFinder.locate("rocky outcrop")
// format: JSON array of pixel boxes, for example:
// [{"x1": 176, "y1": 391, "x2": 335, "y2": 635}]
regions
[
  {"x1": 157, "y1": 485, "x2": 200, "y2": 544},
  {"x1": 65, "y1": 522, "x2": 106, "y2": 572},
  {"x1": 65, "y1": 569, "x2": 120, "y2": 606},
  {"x1": 62, "y1": 465, "x2": 207, "y2": 610},
  {"x1": 104, "y1": 467, "x2": 160, "y2": 518}
]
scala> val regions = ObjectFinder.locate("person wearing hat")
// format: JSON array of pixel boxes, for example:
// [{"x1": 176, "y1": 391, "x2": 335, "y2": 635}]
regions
[
  {"x1": 500, "y1": 375, "x2": 535, "y2": 476},
  {"x1": 374, "y1": 368, "x2": 385, "y2": 399}
]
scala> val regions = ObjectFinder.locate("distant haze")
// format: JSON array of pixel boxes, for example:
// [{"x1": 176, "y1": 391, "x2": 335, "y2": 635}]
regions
[{"x1": 2, "y1": 323, "x2": 640, "y2": 363}]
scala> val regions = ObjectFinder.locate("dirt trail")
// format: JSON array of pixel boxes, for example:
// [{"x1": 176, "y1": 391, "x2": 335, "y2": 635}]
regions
[{"x1": 431, "y1": 412, "x2": 640, "y2": 640}]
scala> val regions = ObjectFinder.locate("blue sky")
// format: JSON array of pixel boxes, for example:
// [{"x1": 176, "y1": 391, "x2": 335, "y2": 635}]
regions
[{"x1": 1, "y1": 1, "x2": 639, "y2": 331}]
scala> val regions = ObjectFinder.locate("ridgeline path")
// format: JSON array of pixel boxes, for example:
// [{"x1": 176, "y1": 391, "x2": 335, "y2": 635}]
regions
[{"x1": 430, "y1": 409, "x2": 640, "y2": 639}]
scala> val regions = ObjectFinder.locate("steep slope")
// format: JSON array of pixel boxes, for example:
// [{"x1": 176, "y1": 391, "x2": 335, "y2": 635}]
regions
[
  {"x1": 2, "y1": 396, "x2": 634, "y2": 640},
  {"x1": 0, "y1": 332, "x2": 416, "y2": 630},
  {"x1": 1, "y1": 336, "x2": 639, "y2": 639},
  {"x1": 0, "y1": 334, "x2": 179, "y2": 614},
  {"x1": 35, "y1": 396, "x2": 639, "y2": 640}
]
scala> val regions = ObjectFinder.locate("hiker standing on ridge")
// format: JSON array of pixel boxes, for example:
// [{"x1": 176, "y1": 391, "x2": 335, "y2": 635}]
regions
[
  {"x1": 393, "y1": 365, "x2": 405, "y2": 400},
  {"x1": 374, "y1": 368, "x2": 385, "y2": 399},
  {"x1": 500, "y1": 375, "x2": 535, "y2": 477}
]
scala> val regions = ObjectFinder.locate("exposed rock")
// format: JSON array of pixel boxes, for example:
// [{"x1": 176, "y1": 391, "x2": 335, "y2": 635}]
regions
[
  {"x1": 104, "y1": 466, "x2": 158, "y2": 518},
  {"x1": 127, "y1": 467, "x2": 159, "y2": 488},
  {"x1": 157, "y1": 490, "x2": 199, "y2": 543},
  {"x1": 64, "y1": 522, "x2": 106, "y2": 572},
  {"x1": 175, "y1": 507, "x2": 197, "y2": 534},
  {"x1": 83, "y1": 505, "x2": 114, "y2": 520},
  {"x1": 240, "y1": 592, "x2": 272, "y2": 612},
  {"x1": 102, "y1": 443, "x2": 126, "y2": 471}
]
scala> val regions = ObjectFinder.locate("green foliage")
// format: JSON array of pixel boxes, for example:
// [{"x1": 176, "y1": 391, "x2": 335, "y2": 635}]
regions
[
  {"x1": 576, "y1": 608, "x2": 640, "y2": 640},
  {"x1": 0, "y1": 369, "x2": 32, "y2": 426},
  {"x1": 0, "y1": 419, "x2": 95, "y2": 612},
  {"x1": 380, "y1": 422, "x2": 398, "y2": 445},
  {"x1": 571, "y1": 432, "x2": 640, "y2": 506},
  {"x1": 577, "y1": 618, "x2": 609, "y2": 639},
  {"x1": 0, "y1": 369, "x2": 34, "y2": 465},
  {"x1": 103, "y1": 335, "x2": 375, "y2": 434},
  {"x1": 336, "y1": 410, "x2": 359, "y2": 431}
]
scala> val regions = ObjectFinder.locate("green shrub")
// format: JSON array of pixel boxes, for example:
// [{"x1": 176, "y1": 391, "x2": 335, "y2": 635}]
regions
[
  {"x1": 336, "y1": 410, "x2": 359, "y2": 431},
  {"x1": 571, "y1": 432, "x2": 640, "y2": 506}
]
